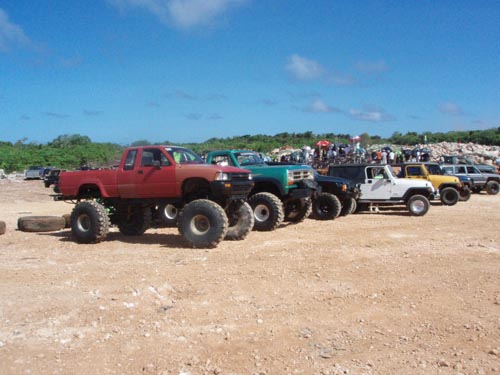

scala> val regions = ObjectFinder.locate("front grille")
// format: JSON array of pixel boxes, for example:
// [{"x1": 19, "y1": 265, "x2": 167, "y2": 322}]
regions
[
  {"x1": 230, "y1": 172, "x2": 251, "y2": 182},
  {"x1": 289, "y1": 170, "x2": 313, "y2": 183}
]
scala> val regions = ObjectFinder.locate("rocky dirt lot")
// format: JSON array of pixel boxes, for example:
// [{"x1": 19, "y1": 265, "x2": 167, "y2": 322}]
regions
[{"x1": 0, "y1": 179, "x2": 499, "y2": 375}]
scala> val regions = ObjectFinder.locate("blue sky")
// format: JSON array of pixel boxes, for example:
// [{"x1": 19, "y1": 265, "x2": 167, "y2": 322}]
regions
[{"x1": 1, "y1": 1, "x2": 499, "y2": 145}]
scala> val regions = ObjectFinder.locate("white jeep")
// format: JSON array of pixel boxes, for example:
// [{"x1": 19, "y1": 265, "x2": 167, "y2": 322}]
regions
[{"x1": 327, "y1": 164, "x2": 437, "y2": 216}]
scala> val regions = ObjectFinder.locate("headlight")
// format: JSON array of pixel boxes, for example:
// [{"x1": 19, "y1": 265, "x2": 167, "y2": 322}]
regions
[
  {"x1": 214, "y1": 172, "x2": 230, "y2": 181},
  {"x1": 248, "y1": 174, "x2": 253, "y2": 180}
]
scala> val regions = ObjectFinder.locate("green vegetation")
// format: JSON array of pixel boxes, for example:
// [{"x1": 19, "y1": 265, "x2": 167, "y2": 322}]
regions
[{"x1": 1, "y1": 129, "x2": 499, "y2": 173}]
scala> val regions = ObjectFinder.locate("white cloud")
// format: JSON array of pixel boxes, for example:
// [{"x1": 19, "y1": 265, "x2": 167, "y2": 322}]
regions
[
  {"x1": 438, "y1": 102, "x2": 464, "y2": 116},
  {"x1": 285, "y1": 54, "x2": 324, "y2": 81},
  {"x1": 349, "y1": 107, "x2": 395, "y2": 122},
  {"x1": 0, "y1": 8, "x2": 31, "y2": 52},
  {"x1": 303, "y1": 99, "x2": 340, "y2": 114},
  {"x1": 107, "y1": 0, "x2": 247, "y2": 29}
]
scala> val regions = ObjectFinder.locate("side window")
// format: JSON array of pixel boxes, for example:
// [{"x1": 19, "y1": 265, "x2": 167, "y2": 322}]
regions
[
  {"x1": 123, "y1": 150, "x2": 138, "y2": 171},
  {"x1": 367, "y1": 167, "x2": 385, "y2": 179},
  {"x1": 466, "y1": 166, "x2": 476, "y2": 173},
  {"x1": 407, "y1": 166, "x2": 422, "y2": 176},
  {"x1": 211, "y1": 155, "x2": 230, "y2": 166},
  {"x1": 141, "y1": 150, "x2": 155, "y2": 167},
  {"x1": 456, "y1": 166, "x2": 466, "y2": 173},
  {"x1": 141, "y1": 148, "x2": 170, "y2": 167},
  {"x1": 442, "y1": 167, "x2": 452, "y2": 175}
]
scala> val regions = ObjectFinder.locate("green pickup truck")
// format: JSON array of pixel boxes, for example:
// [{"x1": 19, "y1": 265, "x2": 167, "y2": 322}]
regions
[{"x1": 206, "y1": 150, "x2": 318, "y2": 231}]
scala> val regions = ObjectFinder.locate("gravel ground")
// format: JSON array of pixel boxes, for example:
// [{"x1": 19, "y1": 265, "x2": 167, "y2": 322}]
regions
[{"x1": 0, "y1": 179, "x2": 499, "y2": 375}]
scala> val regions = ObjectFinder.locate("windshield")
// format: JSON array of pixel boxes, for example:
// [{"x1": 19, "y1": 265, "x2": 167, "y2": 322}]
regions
[
  {"x1": 234, "y1": 151, "x2": 265, "y2": 166},
  {"x1": 165, "y1": 147, "x2": 204, "y2": 164}
]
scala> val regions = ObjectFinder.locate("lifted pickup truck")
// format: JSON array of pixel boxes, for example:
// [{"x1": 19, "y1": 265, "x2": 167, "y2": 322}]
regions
[
  {"x1": 393, "y1": 162, "x2": 469, "y2": 205},
  {"x1": 328, "y1": 164, "x2": 436, "y2": 216},
  {"x1": 206, "y1": 150, "x2": 317, "y2": 231},
  {"x1": 54, "y1": 146, "x2": 254, "y2": 248}
]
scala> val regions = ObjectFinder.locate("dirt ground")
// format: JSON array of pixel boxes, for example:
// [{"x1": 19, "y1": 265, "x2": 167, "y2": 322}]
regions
[{"x1": 0, "y1": 179, "x2": 499, "y2": 375}]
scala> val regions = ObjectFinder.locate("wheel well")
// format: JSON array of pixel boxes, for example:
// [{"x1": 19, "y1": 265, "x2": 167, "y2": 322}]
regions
[
  {"x1": 77, "y1": 184, "x2": 102, "y2": 199},
  {"x1": 182, "y1": 178, "x2": 211, "y2": 201},
  {"x1": 403, "y1": 189, "x2": 431, "y2": 201},
  {"x1": 251, "y1": 181, "x2": 282, "y2": 199},
  {"x1": 439, "y1": 184, "x2": 458, "y2": 190}
]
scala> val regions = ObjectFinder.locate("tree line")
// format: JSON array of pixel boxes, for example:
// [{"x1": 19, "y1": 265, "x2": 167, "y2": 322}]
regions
[{"x1": 1, "y1": 128, "x2": 499, "y2": 173}]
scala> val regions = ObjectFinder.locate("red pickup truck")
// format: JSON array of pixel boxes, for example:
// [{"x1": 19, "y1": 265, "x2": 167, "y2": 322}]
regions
[{"x1": 54, "y1": 145, "x2": 254, "y2": 248}]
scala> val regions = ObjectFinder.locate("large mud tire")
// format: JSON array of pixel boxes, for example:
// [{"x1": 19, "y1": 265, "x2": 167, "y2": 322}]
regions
[
  {"x1": 311, "y1": 193, "x2": 341, "y2": 220},
  {"x1": 118, "y1": 205, "x2": 152, "y2": 236},
  {"x1": 248, "y1": 192, "x2": 284, "y2": 231},
  {"x1": 158, "y1": 203, "x2": 179, "y2": 227},
  {"x1": 178, "y1": 199, "x2": 228, "y2": 248},
  {"x1": 459, "y1": 188, "x2": 471, "y2": 202},
  {"x1": 339, "y1": 197, "x2": 356, "y2": 217},
  {"x1": 440, "y1": 187, "x2": 459, "y2": 206},
  {"x1": 486, "y1": 180, "x2": 499, "y2": 195},
  {"x1": 285, "y1": 198, "x2": 312, "y2": 223},
  {"x1": 406, "y1": 195, "x2": 430, "y2": 216},
  {"x1": 349, "y1": 198, "x2": 358, "y2": 214},
  {"x1": 70, "y1": 201, "x2": 109, "y2": 243},
  {"x1": 0, "y1": 221, "x2": 6, "y2": 235},
  {"x1": 225, "y1": 200, "x2": 254, "y2": 241},
  {"x1": 18, "y1": 216, "x2": 66, "y2": 232}
]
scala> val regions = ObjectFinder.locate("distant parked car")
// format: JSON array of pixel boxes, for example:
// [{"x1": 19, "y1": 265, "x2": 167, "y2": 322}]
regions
[{"x1": 25, "y1": 166, "x2": 44, "y2": 180}]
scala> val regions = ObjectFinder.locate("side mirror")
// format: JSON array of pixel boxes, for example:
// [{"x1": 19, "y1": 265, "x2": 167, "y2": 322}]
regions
[{"x1": 153, "y1": 160, "x2": 161, "y2": 169}]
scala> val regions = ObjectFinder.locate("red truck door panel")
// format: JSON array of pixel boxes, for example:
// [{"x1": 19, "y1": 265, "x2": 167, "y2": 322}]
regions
[
  {"x1": 117, "y1": 149, "x2": 138, "y2": 198},
  {"x1": 133, "y1": 148, "x2": 176, "y2": 198}
]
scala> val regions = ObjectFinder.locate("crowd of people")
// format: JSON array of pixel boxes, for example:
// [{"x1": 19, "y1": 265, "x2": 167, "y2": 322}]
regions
[{"x1": 276, "y1": 143, "x2": 432, "y2": 167}]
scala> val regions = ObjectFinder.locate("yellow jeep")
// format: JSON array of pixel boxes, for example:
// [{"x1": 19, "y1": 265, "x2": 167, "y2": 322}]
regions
[{"x1": 396, "y1": 162, "x2": 469, "y2": 205}]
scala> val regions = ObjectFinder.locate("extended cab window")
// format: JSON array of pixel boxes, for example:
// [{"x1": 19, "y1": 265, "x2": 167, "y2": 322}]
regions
[{"x1": 123, "y1": 150, "x2": 138, "y2": 170}]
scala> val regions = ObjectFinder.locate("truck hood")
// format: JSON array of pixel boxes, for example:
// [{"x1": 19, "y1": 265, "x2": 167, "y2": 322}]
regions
[{"x1": 177, "y1": 163, "x2": 251, "y2": 174}]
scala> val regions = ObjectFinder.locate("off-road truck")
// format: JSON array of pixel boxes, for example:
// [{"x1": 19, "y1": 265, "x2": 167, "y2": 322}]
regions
[
  {"x1": 312, "y1": 170, "x2": 360, "y2": 220},
  {"x1": 327, "y1": 164, "x2": 436, "y2": 216},
  {"x1": 206, "y1": 150, "x2": 317, "y2": 231},
  {"x1": 54, "y1": 146, "x2": 254, "y2": 248},
  {"x1": 441, "y1": 164, "x2": 500, "y2": 195},
  {"x1": 393, "y1": 162, "x2": 468, "y2": 205}
]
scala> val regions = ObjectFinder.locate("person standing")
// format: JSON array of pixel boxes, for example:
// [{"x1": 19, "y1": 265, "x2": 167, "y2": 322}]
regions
[{"x1": 381, "y1": 150, "x2": 387, "y2": 164}]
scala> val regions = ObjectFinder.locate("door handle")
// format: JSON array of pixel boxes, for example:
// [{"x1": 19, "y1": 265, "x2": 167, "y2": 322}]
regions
[{"x1": 137, "y1": 170, "x2": 144, "y2": 174}]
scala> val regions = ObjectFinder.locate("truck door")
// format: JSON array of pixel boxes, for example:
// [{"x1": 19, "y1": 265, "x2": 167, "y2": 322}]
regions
[
  {"x1": 134, "y1": 148, "x2": 177, "y2": 198},
  {"x1": 117, "y1": 149, "x2": 139, "y2": 198},
  {"x1": 361, "y1": 166, "x2": 393, "y2": 199}
]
